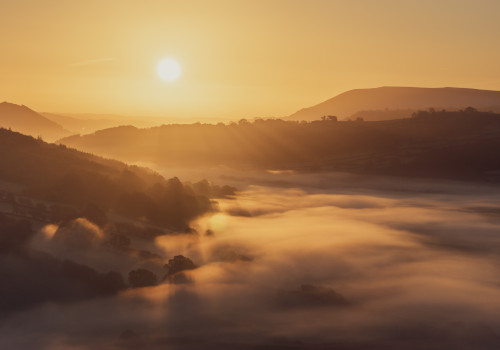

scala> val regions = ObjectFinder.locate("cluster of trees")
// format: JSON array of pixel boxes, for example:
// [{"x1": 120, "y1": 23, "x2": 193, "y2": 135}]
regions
[
  {"x1": 0, "y1": 214, "x2": 126, "y2": 313},
  {"x1": 411, "y1": 106, "x2": 482, "y2": 119},
  {"x1": 0, "y1": 190, "x2": 80, "y2": 223},
  {"x1": 349, "y1": 108, "x2": 415, "y2": 121},
  {"x1": 127, "y1": 255, "x2": 197, "y2": 288},
  {"x1": 0, "y1": 128, "x2": 235, "y2": 230},
  {"x1": 0, "y1": 129, "x2": 226, "y2": 314},
  {"x1": 0, "y1": 213, "x2": 202, "y2": 313}
]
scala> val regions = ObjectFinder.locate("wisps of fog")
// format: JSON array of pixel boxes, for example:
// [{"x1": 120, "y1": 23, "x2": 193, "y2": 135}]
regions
[
  {"x1": 153, "y1": 164, "x2": 500, "y2": 197},
  {"x1": 1, "y1": 175, "x2": 500, "y2": 349}
]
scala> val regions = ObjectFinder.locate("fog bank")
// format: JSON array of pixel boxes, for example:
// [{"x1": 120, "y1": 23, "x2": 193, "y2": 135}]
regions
[{"x1": 1, "y1": 179, "x2": 500, "y2": 349}]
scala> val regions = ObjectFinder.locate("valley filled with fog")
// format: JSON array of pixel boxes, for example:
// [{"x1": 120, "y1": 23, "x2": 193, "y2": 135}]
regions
[
  {"x1": 2, "y1": 104, "x2": 500, "y2": 349},
  {"x1": 2, "y1": 168, "x2": 500, "y2": 349},
  {"x1": 4, "y1": 1, "x2": 500, "y2": 348}
]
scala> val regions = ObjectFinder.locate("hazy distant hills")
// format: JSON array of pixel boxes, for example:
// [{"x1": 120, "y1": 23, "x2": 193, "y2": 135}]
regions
[
  {"x1": 1, "y1": 103, "x2": 137, "y2": 136},
  {"x1": 287, "y1": 87, "x2": 500, "y2": 121},
  {"x1": 59, "y1": 110, "x2": 500, "y2": 182},
  {"x1": 0, "y1": 102, "x2": 71, "y2": 141},
  {"x1": 42, "y1": 112, "x2": 228, "y2": 134},
  {"x1": 42, "y1": 112, "x2": 124, "y2": 134}
]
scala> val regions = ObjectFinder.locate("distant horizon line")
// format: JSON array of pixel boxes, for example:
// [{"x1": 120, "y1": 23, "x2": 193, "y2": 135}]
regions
[{"x1": 4, "y1": 85, "x2": 500, "y2": 121}]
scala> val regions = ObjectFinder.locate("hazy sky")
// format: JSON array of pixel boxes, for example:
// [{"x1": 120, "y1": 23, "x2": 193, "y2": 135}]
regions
[{"x1": 1, "y1": 0, "x2": 500, "y2": 119}]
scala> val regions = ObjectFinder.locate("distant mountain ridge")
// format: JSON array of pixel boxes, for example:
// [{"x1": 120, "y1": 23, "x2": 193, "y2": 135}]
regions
[
  {"x1": 286, "y1": 87, "x2": 500, "y2": 121},
  {"x1": 42, "y1": 112, "x2": 122, "y2": 134},
  {"x1": 42, "y1": 112, "x2": 231, "y2": 133},
  {"x1": 0, "y1": 102, "x2": 70, "y2": 141}
]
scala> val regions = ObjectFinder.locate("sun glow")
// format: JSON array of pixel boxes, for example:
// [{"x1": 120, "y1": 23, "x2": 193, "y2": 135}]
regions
[{"x1": 157, "y1": 58, "x2": 181, "y2": 82}]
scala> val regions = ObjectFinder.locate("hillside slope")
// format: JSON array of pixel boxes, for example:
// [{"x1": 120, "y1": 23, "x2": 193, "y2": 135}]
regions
[
  {"x1": 0, "y1": 128, "x2": 231, "y2": 230},
  {"x1": 286, "y1": 87, "x2": 500, "y2": 121},
  {"x1": 0, "y1": 102, "x2": 70, "y2": 141},
  {"x1": 42, "y1": 112, "x2": 120, "y2": 134},
  {"x1": 59, "y1": 110, "x2": 500, "y2": 182}
]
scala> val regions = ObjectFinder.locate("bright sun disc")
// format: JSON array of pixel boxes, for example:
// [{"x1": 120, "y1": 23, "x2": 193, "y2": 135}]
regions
[{"x1": 157, "y1": 58, "x2": 181, "y2": 82}]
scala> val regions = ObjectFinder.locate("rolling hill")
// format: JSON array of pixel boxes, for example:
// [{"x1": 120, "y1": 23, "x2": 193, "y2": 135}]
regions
[
  {"x1": 0, "y1": 127, "x2": 233, "y2": 230},
  {"x1": 0, "y1": 102, "x2": 71, "y2": 141},
  {"x1": 42, "y1": 112, "x2": 227, "y2": 134},
  {"x1": 41, "y1": 112, "x2": 120, "y2": 134},
  {"x1": 0, "y1": 128, "x2": 233, "y2": 315},
  {"x1": 286, "y1": 87, "x2": 500, "y2": 121},
  {"x1": 59, "y1": 109, "x2": 500, "y2": 182}
]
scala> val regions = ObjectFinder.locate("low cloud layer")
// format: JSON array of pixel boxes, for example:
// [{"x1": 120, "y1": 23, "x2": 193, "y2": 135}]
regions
[{"x1": 1, "y1": 179, "x2": 500, "y2": 349}]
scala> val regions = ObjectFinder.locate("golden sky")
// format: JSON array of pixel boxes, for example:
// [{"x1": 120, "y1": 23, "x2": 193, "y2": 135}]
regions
[{"x1": 1, "y1": 0, "x2": 500, "y2": 119}]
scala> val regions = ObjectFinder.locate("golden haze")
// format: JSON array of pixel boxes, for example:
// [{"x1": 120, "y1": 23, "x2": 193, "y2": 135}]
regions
[{"x1": 1, "y1": 0, "x2": 500, "y2": 118}]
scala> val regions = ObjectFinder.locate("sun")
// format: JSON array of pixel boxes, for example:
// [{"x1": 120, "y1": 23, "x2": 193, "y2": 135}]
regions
[{"x1": 157, "y1": 58, "x2": 181, "y2": 82}]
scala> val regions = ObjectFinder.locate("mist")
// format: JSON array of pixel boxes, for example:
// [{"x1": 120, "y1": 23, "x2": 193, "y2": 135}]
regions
[
  {"x1": 2, "y1": 174, "x2": 500, "y2": 349},
  {"x1": 4, "y1": 1, "x2": 500, "y2": 348}
]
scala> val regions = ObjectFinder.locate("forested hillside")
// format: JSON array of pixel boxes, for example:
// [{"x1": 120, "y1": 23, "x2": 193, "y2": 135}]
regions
[
  {"x1": 59, "y1": 109, "x2": 500, "y2": 182},
  {"x1": 0, "y1": 128, "x2": 234, "y2": 230}
]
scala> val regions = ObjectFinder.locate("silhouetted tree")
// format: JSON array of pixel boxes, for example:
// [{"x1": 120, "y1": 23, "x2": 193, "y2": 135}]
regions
[
  {"x1": 321, "y1": 115, "x2": 338, "y2": 122},
  {"x1": 164, "y1": 255, "x2": 197, "y2": 278}
]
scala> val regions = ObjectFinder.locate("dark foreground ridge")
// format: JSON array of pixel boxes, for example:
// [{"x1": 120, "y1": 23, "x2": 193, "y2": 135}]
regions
[{"x1": 0, "y1": 128, "x2": 235, "y2": 230}]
